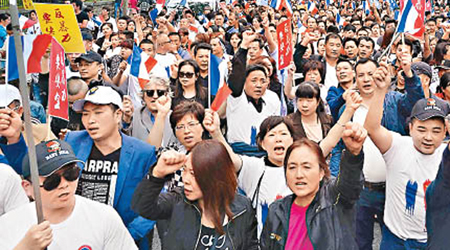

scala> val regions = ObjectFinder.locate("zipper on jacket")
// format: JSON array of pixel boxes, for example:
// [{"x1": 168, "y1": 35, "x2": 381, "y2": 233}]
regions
[
  {"x1": 184, "y1": 199, "x2": 203, "y2": 250},
  {"x1": 227, "y1": 208, "x2": 247, "y2": 250}
]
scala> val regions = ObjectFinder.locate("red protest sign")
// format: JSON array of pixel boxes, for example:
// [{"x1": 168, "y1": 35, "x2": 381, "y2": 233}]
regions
[
  {"x1": 48, "y1": 38, "x2": 69, "y2": 120},
  {"x1": 277, "y1": 19, "x2": 293, "y2": 70}
]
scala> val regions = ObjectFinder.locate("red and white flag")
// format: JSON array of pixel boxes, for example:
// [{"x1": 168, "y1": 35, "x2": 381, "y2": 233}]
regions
[{"x1": 277, "y1": 19, "x2": 293, "y2": 70}]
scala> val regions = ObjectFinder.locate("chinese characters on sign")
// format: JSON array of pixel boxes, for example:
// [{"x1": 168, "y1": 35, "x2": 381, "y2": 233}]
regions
[
  {"x1": 276, "y1": 19, "x2": 293, "y2": 70},
  {"x1": 23, "y1": 0, "x2": 34, "y2": 10},
  {"x1": 34, "y1": 3, "x2": 85, "y2": 53},
  {"x1": 48, "y1": 38, "x2": 69, "y2": 120}
]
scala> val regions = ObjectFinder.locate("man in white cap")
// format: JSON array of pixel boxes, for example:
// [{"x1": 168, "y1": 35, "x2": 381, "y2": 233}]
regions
[
  {"x1": 0, "y1": 139, "x2": 137, "y2": 249},
  {"x1": 65, "y1": 86, "x2": 157, "y2": 248},
  {"x1": 0, "y1": 84, "x2": 56, "y2": 173}
]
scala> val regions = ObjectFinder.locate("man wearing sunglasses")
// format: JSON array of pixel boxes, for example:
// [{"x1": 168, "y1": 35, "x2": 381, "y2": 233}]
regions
[
  {"x1": 0, "y1": 139, "x2": 137, "y2": 249},
  {"x1": 1, "y1": 86, "x2": 157, "y2": 248}
]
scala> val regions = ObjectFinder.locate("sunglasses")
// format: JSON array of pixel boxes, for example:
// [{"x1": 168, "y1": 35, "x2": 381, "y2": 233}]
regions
[
  {"x1": 40, "y1": 165, "x2": 81, "y2": 191},
  {"x1": 179, "y1": 71, "x2": 195, "y2": 79},
  {"x1": 144, "y1": 89, "x2": 166, "y2": 98}
]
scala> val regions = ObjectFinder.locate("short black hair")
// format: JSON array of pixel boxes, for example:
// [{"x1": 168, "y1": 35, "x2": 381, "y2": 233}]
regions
[
  {"x1": 194, "y1": 43, "x2": 212, "y2": 57},
  {"x1": 168, "y1": 32, "x2": 181, "y2": 39},
  {"x1": 71, "y1": 0, "x2": 83, "y2": 9},
  {"x1": 256, "y1": 116, "x2": 295, "y2": 150},
  {"x1": 358, "y1": 36, "x2": 375, "y2": 50},
  {"x1": 355, "y1": 58, "x2": 379, "y2": 72},
  {"x1": 139, "y1": 39, "x2": 153, "y2": 47},
  {"x1": 246, "y1": 64, "x2": 267, "y2": 78},
  {"x1": 344, "y1": 37, "x2": 358, "y2": 47},
  {"x1": 325, "y1": 32, "x2": 343, "y2": 45}
]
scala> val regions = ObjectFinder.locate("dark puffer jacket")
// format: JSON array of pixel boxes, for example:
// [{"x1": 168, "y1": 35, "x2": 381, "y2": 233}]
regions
[
  {"x1": 131, "y1": 172, "x2": 259, "y2": 250},
  {"x1": 260, "y1": 150, "x2": 364, "y2": 250}
]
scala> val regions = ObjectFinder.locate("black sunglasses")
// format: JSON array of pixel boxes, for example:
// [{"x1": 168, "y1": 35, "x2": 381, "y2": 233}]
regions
[
  {"x1": 144, "y1": 89, "x2": 167, "y2": 98},
  {"x1": 40, "y1": 165, "x2": 81, "y2": 191},
  {"x1": 179, "y1": 71, "x2": 195, "y2": 79}
]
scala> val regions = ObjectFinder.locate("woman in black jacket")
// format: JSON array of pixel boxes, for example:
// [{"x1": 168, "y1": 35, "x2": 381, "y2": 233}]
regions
[
  {"x1": 131, "y1": 140, "x2": 258, "y2": 250},
  {"x1": 261, "y1": 123, "x2": 366, "y2": 250}
]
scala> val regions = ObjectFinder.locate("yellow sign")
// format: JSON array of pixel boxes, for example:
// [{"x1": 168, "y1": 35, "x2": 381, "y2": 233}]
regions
[
  {"x1": 23, "y1": 0, "x2": 34, "y2": 10},
  {"x1": 34, "y1": 3, "x2": 85, "y2": 53}
]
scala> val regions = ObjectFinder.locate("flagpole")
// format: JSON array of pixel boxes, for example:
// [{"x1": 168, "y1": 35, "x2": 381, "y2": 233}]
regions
[
  {"x1": 10, "y1": 0, "x2": 45, "y2": 224},
  {"x1": 208, "y1": 52, "x2": 211, "y2": 108}
]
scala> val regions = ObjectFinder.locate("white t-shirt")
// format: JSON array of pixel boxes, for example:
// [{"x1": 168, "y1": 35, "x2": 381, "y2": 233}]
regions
[
  {"x1": 0, "y1": 164, "x2": 29, "y2": 217},
  {"x1": 324, "y1": 61, "x2": 338, "y2": 93},
  {"x1": 383, "y1": 132, "x2": 446, "y2": 242},
  {"x1": 352, "y1": 105, "x2": 386, "y2": 182},
  {"x1": 238, "y1": 156, "x2": 292, "y2": 236},
  {"x1": 226, "y1": 90, "x2": 281, "y2": 144},
  {"x1": 0, "y1": 195, "x2": 138, "y2": 250},
  {"x1": 154, "y1": 53, "x2": 177, "y2": 71}
]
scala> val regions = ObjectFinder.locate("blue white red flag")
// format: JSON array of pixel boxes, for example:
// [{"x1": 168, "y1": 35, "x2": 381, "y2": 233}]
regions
[
  {"x1": 6, "y1": 34, "x2": 52, "y2": 82},
  {"x1": 308, "y1": 1, "x2": 319, "y2": 15},
  {"x1": 397, "y1": 0, "x2": 425, "y2": 37},
  {"x1": 270, "y1": 0, "x2": 293, "y2": 16}
]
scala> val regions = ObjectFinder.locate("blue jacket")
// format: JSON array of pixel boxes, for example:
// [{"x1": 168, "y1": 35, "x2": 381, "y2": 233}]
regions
[
  {"x1": 329, "y1": 72, "x2": 425, "y2": 176},
  {"x1": 0, "y1": 135, "x2": 28, "y2": 174},
  {"x1": 65, "y1": 131, "x2": 157, "y2": 242},
  {"x1": 326, "y1": 85, "x2": 346, "y2": 122},
  {"x1": 426, "y1": 146, "x2": 450, "y2": 249}
]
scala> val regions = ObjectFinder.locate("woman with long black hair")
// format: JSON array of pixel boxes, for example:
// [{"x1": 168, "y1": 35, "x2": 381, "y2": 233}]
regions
[{"x1": 172, "y1": 59, "x2": 208, "y2": 109}]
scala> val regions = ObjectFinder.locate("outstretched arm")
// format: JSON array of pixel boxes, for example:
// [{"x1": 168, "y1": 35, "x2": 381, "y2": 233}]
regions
[
  {"x1": 203, "y1": 109, "x2": 242, "y2": 172},
  {"x1": 364, "y1": 61, "x2": 393, "y2": 154},
  {"x1": 320, "y1": 90, "x2": 362, "y2": 156},
  {"x1": 146, "y1": 96, "x2": 172, "y2": 149}
]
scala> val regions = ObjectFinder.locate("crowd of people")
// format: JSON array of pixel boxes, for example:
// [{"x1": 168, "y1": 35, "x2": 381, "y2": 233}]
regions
[{"x1": 1, "y1": 0, "x2": 450, "y2": 249}]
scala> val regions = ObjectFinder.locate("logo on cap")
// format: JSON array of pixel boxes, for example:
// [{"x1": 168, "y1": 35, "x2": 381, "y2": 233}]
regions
[
  {"x1": 88, "y1": 86, "x2": 99, "y2": 95},
  {"x1": 427, "y1": 98, "x2": 436, "y2": 106},
  {"x1": 78, "y1": 246, "x2": 92, "y2": 250},
  {"x1": 46, "y1": 141, "x2": 61, "y2": 153}
]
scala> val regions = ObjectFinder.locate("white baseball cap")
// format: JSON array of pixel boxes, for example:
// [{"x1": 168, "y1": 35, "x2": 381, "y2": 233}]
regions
[
  {"x1": 72, "y1": 86, "x2": 123, "y2": 112},
  {"x1": 0, "y1": 84, "x2": 22, "y2": 108}
]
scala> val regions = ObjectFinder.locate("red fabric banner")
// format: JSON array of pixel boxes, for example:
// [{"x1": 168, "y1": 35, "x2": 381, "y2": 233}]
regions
[
  {"x1": 48, "y1": 38, "x2": 69, "y2": 120},
  {"x1": 277, "y1": 19, "x2": 293, "y2": 70}
]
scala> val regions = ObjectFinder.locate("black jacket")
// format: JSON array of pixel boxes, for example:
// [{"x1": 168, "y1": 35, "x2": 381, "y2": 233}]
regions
[
  {"x1": 260, "y1": 150, "x2": 364, "y2": 250},
  {"x1": 131, "y1": 172, "x2": 259, "y2": 250}
]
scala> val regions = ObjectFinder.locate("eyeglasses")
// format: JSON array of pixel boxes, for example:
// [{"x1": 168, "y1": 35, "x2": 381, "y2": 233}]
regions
[
  {"x1": 179, "y1": 71, "x2": 195, "y2": 79},
  {"x1": 144, "y1": 89, "x2": 166, "y2": 98},
  {"x1": 40, "y1": 165, "x2": 81, "y2": 191},
  {"x1": 175, "y1": 121, "x2": 200, "y2": 131}
]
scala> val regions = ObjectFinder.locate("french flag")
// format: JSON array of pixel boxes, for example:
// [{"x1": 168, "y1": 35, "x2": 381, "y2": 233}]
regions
[
  {"x1": 209, "y1": 53, "x2": 222, "y2": 97},
  {"x1": 363, "y1": 1, "x2": 371, "y2": 15},
  {"x1": 211, "y1": 80, "x2": 232, "y2": 111},
  {"x1": 336, "y1": 13, "x2": 347, "y2": 27},
  {"x1": 397, "y1": 0, "x2": 425, "y2": 37},
  {"x1": 150, "y1": 0, "x2": 166, "y2": 24},
  {"x1": 270, "y1": 0, "x2": 293, "y2": 16},
  {"x1": 129, "y1": 45, "x2": 158, "y2": 88},
  {"x1": 6, "y1": 34, "x2": 52, "y2": 82},
  {"x1": 308, "y1": 1, "x2": 319, "y2": 15}
]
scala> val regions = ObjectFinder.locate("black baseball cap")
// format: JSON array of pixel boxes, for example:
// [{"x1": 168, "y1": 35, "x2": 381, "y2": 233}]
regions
[
  {"x1": 75, "y1": 51, "x2": 103, "y2": 64},
  {"x1": 411, "y1": 62, "x2": 432, "y2": 79},
  {"x1": 410, "y1": 98, "x2": 449, "y2": 122},
  {"x1": 22, "y1": 139, "x2": 84, "y2": 178}
]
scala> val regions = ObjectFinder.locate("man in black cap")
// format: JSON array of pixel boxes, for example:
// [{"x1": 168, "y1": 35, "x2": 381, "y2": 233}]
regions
[
  {"x1": 411, "y1": 61, "x2": 433, "y2": 98},
  {"x1": 0, "y1": 139, "x2": 137, "y2": 249},
  {"x1": 75, "y1": 51, "x2": 110, "y2": 89},
  {"x1": 365, "y1": 59, "x2": 450, "y2": 248}
]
